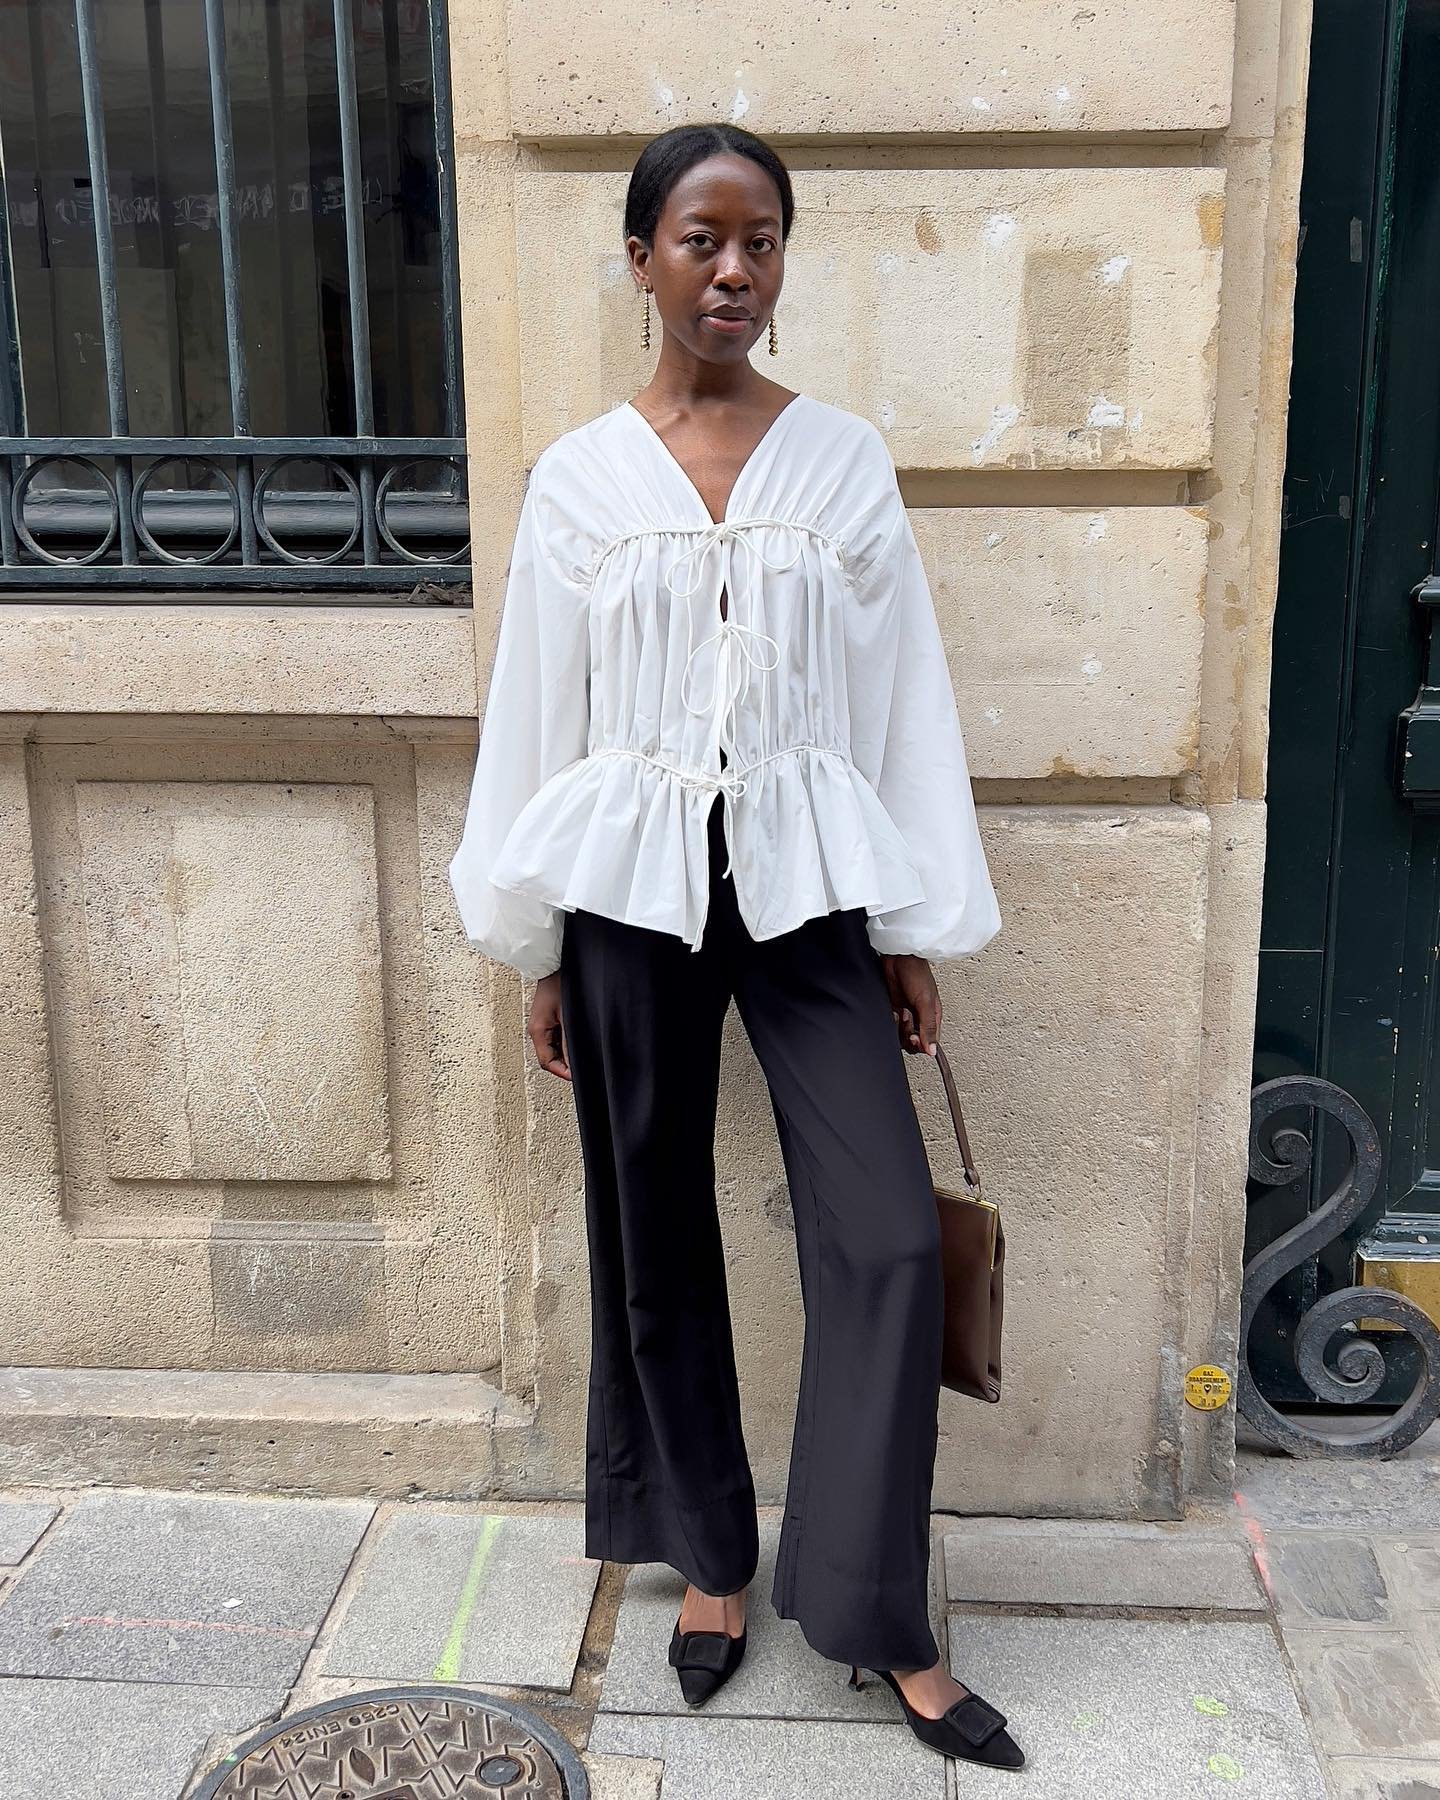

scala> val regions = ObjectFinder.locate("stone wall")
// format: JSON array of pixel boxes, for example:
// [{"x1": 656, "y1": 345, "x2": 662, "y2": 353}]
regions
[{"x1": 0, "y1": 0, "x2": 1312, "y2": 1511}]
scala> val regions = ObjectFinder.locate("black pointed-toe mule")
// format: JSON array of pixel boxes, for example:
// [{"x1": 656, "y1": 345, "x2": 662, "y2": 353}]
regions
[
  {"x1": 667, "y1": 1618, "x2": 747, "y2": 1707},
  {"x1": 848, "y1": 1663, "x2": 1026, "y2": 1769}
]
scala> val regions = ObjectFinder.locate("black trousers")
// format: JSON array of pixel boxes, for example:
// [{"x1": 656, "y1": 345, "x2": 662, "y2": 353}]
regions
[{"x1": 558, "y1": 788, "x2": 945, "y2": 1671}]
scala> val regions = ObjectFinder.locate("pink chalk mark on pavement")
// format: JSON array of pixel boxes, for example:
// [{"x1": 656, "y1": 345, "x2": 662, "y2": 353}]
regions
[
  {"x1": 59, "y1": 1613, "x2": 313, "y2": 1639},
  {"x1": 1232, "y1": 1488, "x2": 1277, "y2": 1604}
]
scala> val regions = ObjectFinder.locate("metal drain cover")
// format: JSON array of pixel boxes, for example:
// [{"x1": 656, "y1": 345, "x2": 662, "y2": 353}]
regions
[{"x1": 193, "y1": 1686, "x2": 588, "y2": 1800}]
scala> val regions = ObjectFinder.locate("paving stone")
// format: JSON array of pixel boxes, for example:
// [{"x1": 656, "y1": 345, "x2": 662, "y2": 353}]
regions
[
  {"x1": 320, "y1": 1509, "x2": 600, "y2": 1690},
  {"x1": 1284, "y1": 1629, "x2": 1440, "y2": 1759},
  {"x1": 582, "y1": 1750, "x2": 665, "y2": 1800},
  {"x1": 599, "y1": 1518, "x2": 939, "y2": 1721},
  {"x1": 936, "y1": 1510, "x2": 1241, "y2": 1542},
  {"x1": 1418, "y1": 1612, "x2": 1440, "y2": 1677},
  {"x1": 1266, "y1": 1534, "x2": 1394, "y2": 1626},
  {"x1": 1236, "y1": 1446, "x2": 1440, "y2": 1532},
  {"x1": 1378, "y1": 1537, "x2": 1440, "y2": 1614},
  {"x1": 942, "y1": 1523, "x2": 1265, "y2": 1611},
  {"x1": 1328, "y1": 1759, "x2": 1440, "y2": 1800},
  {"x1": 587, "y1": 1713, "x2": 945, "y2": 1797},
  {"x1": 0, "y1": 1676, "x2": 283, "y2": 1800},
  {"x1": 0, "y1": 1501, "x2": 58, "y2": 1567},
  {"x1": 942, "y1": 1615, "x2": 1326, "y2": 1797},
  {"x1": 0, "y1": 1491, "x2": 372, "y2": 1688}
]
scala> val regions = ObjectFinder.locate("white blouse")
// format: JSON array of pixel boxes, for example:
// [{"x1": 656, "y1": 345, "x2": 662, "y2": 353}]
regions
[{"x1": 447, "y1": 392, "x2": 1001, "y2": 979}]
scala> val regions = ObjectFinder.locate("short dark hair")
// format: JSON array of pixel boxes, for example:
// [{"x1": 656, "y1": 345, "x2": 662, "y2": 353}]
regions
[{"x1": 623, "y1": 124, "x2": 794, "y2": 249}]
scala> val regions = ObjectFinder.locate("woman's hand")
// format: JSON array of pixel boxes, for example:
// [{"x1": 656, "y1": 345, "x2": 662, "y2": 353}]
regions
[
  {"x1": 879, "y1": 953, "x2": 942, "y2": 1058},
  {"x1": 528, "y1": 971, "x2": 571, "y2": 1081}
]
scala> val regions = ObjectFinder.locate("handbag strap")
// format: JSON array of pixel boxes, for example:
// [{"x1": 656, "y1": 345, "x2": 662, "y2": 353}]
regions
[{"x1": 932, "y1": 1042, "x2": 980, "y2": 1189}]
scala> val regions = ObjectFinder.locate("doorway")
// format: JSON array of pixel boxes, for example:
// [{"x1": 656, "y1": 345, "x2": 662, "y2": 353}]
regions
[{"x1": 1251, "y1": 0, "x2": 1440, "y2": 1406}]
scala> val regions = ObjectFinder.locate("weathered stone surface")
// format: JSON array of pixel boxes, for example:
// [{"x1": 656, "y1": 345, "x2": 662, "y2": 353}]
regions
[
  {"x1": 1378, "y1": 1536, "x2": 1440, "y2": 1615},
  {"x1": 586, "y1": 1713, "x2": 945, "y2": 1799},
  {"x1": 1266, "y1": 1534, "x2": 1394, "y2": 1627},
  {"x1": 321, "y1": 1509, "x2": 600, "y2": 1689},
  {"x1": 1182, "y1": 800, "x2": 1267, "y2": 1500},
  {"x1": 925, "y1": 807, "x2": 1210, "y2": 1516},
  {"x1": 73, "y1": 779, "x2": 389, "y2": 1185},
  {"x1": 943, "y1": 1522, "x2": 1265, "y2": 1611},
  {"x1": 516, "y1": 168, "x2": 1225, "y2": 473},
  {"x1": 0, "y1": 729, "x2": 507, "y2": 1380},
  {"x1": 0, "y1": 1502, "x2": 58, "y2": 1568},
  {"x1": 1237, "y1": 1447, "x2": 1440, "y2": 1533},
  {"x1": 581, "y1": 1751, "x2": 665, "y2": 1800},
  {"x1": 0, "y1": 1367, "x2": 528, "y2": 1498},
  {"x1": 1284, "y1": 1630, "x2": 1440, "y2": 1759},
  {"x1": 0, "y1": 1676, "x2": 285, "y2": 1800},
  {"x1": 945, "y1": 1615, "x2": 1325, "y2": 1797},
  {"x1": 0, "y1": 1492, "x2": 372, "y2": 1687},
  {"x1": 497, "y1": 2, "x2": 1235, "y2": 142},
  {"x1": 0, "y1": 606, "x2": 477, "y2": 718},
  {"x1": 1328, "y1": 1761, "x2": 1440, "y2": 1800},
  {"x1": 915, "y1": 506, "x2": 1208, "y2": 779},
  {"x1": 208, "y1": 1225, "x2": 389, "y2": 1368}
]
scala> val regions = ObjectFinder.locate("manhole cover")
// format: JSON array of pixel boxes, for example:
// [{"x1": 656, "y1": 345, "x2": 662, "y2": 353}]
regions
[{"x1": 193, "y1": 1686, "x2": 588, "y2": 1800}]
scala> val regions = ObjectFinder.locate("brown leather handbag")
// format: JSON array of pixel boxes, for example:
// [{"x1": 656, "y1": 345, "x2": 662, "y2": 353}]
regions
[{"x1": 930, "y1": 1042, "x2": 1004, "y2": 1403}]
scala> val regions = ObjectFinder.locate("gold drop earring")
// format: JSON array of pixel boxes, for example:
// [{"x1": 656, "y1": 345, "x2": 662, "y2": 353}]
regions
[
  {"x1": 768, "y1": 313, "x2": 778, "y2": 356},
  {"x1": 641, "y1": 286, "x2": 652, "y2": 351}
]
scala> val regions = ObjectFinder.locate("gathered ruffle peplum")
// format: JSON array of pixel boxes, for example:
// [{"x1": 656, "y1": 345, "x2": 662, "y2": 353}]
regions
[{"x1": 486, "y1": 740, "x2": 928, "y2": 952}]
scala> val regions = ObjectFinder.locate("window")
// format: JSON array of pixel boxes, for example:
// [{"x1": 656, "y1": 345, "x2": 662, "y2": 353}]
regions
[{"x1": 0, "y1": 0, "x2": 468, "y2": 590}]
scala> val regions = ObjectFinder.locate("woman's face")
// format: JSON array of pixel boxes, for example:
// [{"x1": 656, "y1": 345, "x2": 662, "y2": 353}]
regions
[{"x1": 629, "y1": 153, "x2": 785, "y2": 366}]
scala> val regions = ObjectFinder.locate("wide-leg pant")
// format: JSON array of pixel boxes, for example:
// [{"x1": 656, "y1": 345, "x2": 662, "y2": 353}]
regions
[{"x1": 558, "y1": 790, "x2": 945, "y2": 1671}]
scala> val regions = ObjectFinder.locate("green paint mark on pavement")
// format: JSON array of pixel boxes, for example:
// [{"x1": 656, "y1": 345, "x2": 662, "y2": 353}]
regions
[
  {"x1": 433, "y1": 1514, "x2": 504, "y2": 1681},
  {"x1": 1194, "y1": 1695, "x2": 1230, "y2": 1717},
  {"x1": 1207, "y1": 1752, "x2": 1245, "y2": 1782},
  {"x1": 1071, "y1": 1709, "x2": 1104, "y2": 1731}
]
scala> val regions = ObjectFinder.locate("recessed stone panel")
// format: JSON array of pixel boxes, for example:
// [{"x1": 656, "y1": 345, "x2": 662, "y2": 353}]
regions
[
  {"x1": 500, "y1": 1, "x2": 1235, "y2": 141},
  {"x1": 209, "y1": 1224, "x2": 389, "y2": 1369},
  {"x1": 7, "y1": 730, "x2": 509, "y2": 1378},
  {"x1": 515, "y1": 167, "x2": 1224, "y2": 472},
  {"x1": 73, "y1": 779, "x2": 391, "y2": 1184},
  {"x1": 916, "y1": 506, "x2": 1208, "y2": 778}
]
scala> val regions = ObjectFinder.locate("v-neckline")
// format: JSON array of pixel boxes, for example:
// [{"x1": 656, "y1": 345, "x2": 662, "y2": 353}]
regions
[{"x1": 623, "y1": 392, "x2": 807, "y2": 528}]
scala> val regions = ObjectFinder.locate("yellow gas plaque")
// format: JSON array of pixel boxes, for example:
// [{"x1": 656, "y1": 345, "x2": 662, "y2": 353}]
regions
[{"x1": 1184, "y1": 1365, "x2": 1233, "y2": 1410}]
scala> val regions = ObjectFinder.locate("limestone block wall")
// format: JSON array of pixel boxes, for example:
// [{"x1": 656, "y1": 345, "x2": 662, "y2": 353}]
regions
[
  {"x1": 455, "y1": 0, "x2": 1312, "y2": 1517},
  {"x1": 0, "y1": 0, "x2": 1310, "y2": 1511}
]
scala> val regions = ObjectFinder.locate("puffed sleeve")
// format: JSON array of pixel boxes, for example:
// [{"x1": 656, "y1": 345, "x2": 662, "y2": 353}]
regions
[
  {"x1": 447, "y1": 456, "x2": 592, "y2": 978},
  {"x1": 844, "y1": 436, "x2": 1001, "y2": 961}
]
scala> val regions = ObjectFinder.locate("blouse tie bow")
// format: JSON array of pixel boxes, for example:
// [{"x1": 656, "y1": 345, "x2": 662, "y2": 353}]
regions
[{"x1": 668, "y1": 521, "x2": 804, "y2": 877}]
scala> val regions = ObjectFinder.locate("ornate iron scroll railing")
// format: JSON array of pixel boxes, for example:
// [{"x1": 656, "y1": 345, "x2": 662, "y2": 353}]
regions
[
  {"x1": 0, "y1": 0, "x2": 468, "y2": 592},
  {"x1": 1242, "y1": 1076, "x2": 1440, "y2": 1456}
]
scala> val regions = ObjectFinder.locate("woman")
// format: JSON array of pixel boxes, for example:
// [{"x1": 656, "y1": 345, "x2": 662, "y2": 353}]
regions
[{"x1": 447, "y1": 122, "x2": 1019, "y2": 1772}]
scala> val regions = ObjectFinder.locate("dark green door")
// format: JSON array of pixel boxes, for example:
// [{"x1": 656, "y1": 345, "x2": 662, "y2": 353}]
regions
[{"x1": 1251, "y1": 0, "x2": 1440, "y2": 1405}]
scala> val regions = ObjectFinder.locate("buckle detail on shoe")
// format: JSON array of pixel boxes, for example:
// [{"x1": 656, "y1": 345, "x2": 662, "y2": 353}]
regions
[
  {"x1": 674, "y1": 1630, "x2": 733, "y2": 1674},
  {"x1": 945, "y1": 1693, "x2": 1007, "y2": 1746}
]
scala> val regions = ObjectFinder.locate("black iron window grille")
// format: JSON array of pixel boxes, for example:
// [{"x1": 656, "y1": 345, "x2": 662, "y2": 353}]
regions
[{"x1": 0, "y1": 0, "x2": 468, "y2": 592}]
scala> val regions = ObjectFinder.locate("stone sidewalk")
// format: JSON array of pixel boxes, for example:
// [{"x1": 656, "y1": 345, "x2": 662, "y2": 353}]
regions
[{"x1": 0, "y1": 1441, "x2": 1434, "y2": 1798}]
